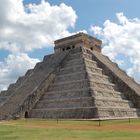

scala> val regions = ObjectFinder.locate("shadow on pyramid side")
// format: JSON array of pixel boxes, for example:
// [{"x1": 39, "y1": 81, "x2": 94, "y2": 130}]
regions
[{"x1": 0, "y1": 33, "x2": 140, "y2": 120}]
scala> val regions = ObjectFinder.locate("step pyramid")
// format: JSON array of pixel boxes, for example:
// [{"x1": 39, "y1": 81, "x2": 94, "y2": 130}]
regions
[{"x1": 0, "y1": 33, "x2": 140, "y2": 120}]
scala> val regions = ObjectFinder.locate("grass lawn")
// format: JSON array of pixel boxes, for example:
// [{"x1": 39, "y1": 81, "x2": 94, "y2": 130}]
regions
[{"x1": 0, "y1": 119, "x2": 140, "y2": 140}]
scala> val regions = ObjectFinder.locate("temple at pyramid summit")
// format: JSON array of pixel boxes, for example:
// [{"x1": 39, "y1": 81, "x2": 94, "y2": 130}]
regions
[{"x1": 0, "y1": 33, "x2": 140, "y2": 120}]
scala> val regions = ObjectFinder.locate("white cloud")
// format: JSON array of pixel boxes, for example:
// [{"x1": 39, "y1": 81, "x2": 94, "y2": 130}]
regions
[
  {"x1": 0, "y1": 0, "x2": 77, "y2": 91},
  {"x1": 91, "y1": 12, "x2": 140, "y2": 84},
  {"x1": 0, "y1": 0, "x2": 77, "y2": 53}
]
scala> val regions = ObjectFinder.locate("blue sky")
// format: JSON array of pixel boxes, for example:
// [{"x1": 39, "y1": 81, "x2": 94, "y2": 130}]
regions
[
  {"x1": 0, "y1": 0, "x2": 140, "y2": 91},
  {"x1": 24, "y1": 0, "x2": 140, "y2": 32},
  {"x1": 26, "y1": 0, "x2": 140, "y2": 59},
  {"x1": 24, "y1": 0, "x2": 140, "y2": 58}
]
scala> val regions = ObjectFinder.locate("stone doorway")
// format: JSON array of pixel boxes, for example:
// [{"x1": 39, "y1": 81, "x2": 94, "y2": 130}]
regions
[{"x1": 25, "y1": 111, "x2": 29, "y2": 118}]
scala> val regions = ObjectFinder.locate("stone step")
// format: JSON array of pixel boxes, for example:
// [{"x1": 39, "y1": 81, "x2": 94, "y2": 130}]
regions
[
  {"x1": 48, "y1": 79, "x2": 89, "y2": 92},
  {"x1": 63, "y1": 58, "x2": 97, "y2": 68},
  {"x1": 86, "y1": 66, "x2": 103, "y2": 75},
  {"x1": 90, "y1": 79, "x2": 115, "y2": 86},
  {"x1": 43, "y1": 88, "x2": 91, "y2": 100},
  {"x1": 97, "y1": 107, "x2": 138, "y2": 118},
  {"x1": 48, "y1": 78, "x2": 115, "y2": 92},
  {"x1": 0, "y1": 69, "x2": 33, "y2": 98},
  {"x1": 7, "y1": 83, "x2": 16, "y2": 91},
  {"x1": 0, "y1": 91, "x2": 8, "y2": 96},
  {"x1": 55, "y1": 71, "x2": 110, "y2": 82},
  {"x1": 83, "y1": 53, "x2": 93, "y2": 60},
  {"x1": 92, "y1": 88, "x2": 124, "y2": 99},
  {"x1": 0, "y1": 97, "x2": 7, "y2": 104},
  {"x1": 95, "y1": 98, "x2": 134, "y2": 108},
  {"x1": 55, "y1": 71, "x2": 87, "y2": 82},
  {"x1": 90, "y1": 80, "x2": 115, "y2": 91},
  {"x1": 16, "y1": 76, "x2": 26, "y2": 85},
  {"x1": 59, "y1": 64, "x2": 86, "y2": 75},
  {"x1": 0, "y1": 91, "x2": 12, "y2": 97},
  {"x1": 55, "y1": 71, "x2": 110, "y2": 83},
  {"x1": 35, "y1": 97, "x2": 94, "y2": 109},
  {"x1": 0, "y1": 76, "x2": 27, "y2": 97},
  {"x1": 92, "y1": 79, "x2": 112, "y2": 86},
  {"x1": 62, "y1": 57, "x2": 84, "y2": 67},
  {"x1": 6, "y1": 76, "x2": 28, "y2": 96},
  {"x1": 54, "y1": 78, "x2": 115, "y2": 89},
  {"x1": 66, "y1": 52, "x2": 84, "y2": 60},
  {"x1": 92, "y1": 94, "x2": 123, "y2": 101},
  {"x1": 59, "y1": 64, "x2": 102, "y2": 75},
  {"x1": 29, "y1": 107, "x2": 96, "y2": 119},
  {"x1": 0, "y1": 96, "x2": 7, "y2": 99},
  {"x1": 84, "y1": 58, "x2": 98, "y2": 67},
  {"x1": 25, "y1": 69, "x2": 33, "y2": 76},
  {"x1": 88, "y1": 72, "x2": 110, "y2": 83}
]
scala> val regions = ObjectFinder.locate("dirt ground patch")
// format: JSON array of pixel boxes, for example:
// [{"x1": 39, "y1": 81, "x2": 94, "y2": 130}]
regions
[
  {"x1": 22, "y1": 122, "x2": 140, "y2": 132},
  {"x1": 1, "y1": 120, "x2": 140, "y2": 140},
  {"x1": 1, "y1": 120, "x2": 140, "y2": 132}
]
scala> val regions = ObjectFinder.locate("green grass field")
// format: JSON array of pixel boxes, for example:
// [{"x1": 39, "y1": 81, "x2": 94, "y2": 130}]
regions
[{"x1": 0, "y1": 119, "x2": 140, "y2": 140}]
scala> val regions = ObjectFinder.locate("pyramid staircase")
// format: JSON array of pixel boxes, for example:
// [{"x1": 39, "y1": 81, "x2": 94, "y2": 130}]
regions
[
  {"x1": 29, "y1": 47, "x2": 139, "y2": 119},
  {"x1": 0, "y1": 33, "x2": 140, "y2": 120},
  {"x1": 0, "y1": 52, "x2": 69, "y2": 120},
  {"x1": 0, "y1": 69, "x2": 33, "y2": 105}
]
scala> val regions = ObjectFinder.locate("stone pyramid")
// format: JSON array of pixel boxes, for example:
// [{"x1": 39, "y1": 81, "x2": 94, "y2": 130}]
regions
[{"x1": 0, "y1": 33, "x2": 140, "y2": 120}]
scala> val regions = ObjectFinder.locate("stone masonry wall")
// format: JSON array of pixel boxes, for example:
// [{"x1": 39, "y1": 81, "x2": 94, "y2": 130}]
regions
[
  {"x1": 87, "y1": 49, "x2": 140, "y2": 110},
  {"x1": 0, "y1": 51, "x2": 69, "y2": 120}
]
